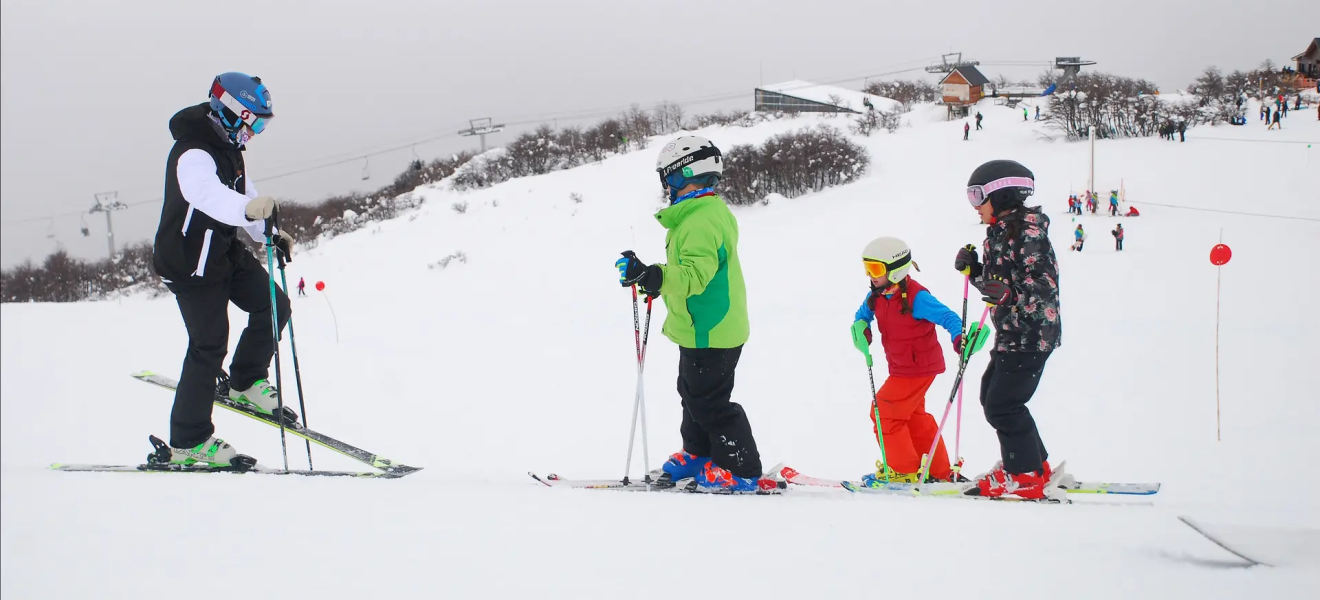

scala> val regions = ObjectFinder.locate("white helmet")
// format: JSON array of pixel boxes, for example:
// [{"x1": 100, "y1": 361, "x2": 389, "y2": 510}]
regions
[
  {"x1": 861, "y1": 237, "x2": 915, "y2": 284},
  {"x1": 656, "y1": 135, "x2": 723, "y2": 199}
]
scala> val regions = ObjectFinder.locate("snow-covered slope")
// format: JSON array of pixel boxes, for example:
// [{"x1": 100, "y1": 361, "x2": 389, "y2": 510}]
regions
[{"x1": 3, "y1": 101, "x2": 1318, "y2": 599}]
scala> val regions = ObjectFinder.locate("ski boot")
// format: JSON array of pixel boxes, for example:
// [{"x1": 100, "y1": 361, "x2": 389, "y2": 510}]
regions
[
  {"x1": 146, "y1": 435, "x2": 256, "y2": 470},
  {"x1": 660, "y1": 450, "x2": 711, "y2": 482},
  {"x1": 695, "y1": 462, "x2": 773, "y2": 494},
  {"x1": 217, "y1": 372, "x2": 298, "y2": 425},
  {"x1": 860, "y1": 460, "x2": 922, "y2": 487},
  {"x1": 229, "y1": 379, "x2": 281, "y2": 414},
  {"x1": 966, "y1": 460, "x2": 1064, "y2": 501}
]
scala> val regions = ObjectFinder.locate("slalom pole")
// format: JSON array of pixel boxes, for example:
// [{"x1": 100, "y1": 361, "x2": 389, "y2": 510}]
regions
[
  {"x1": 622, "y1": 285, "x2": 644, "y2": 485},
  {"x1": 262, "y1": 213, "x2": 290, "y2": 472},
  {"x1": 918, "y1": 303, "x2": 991, "y2": 487},
  {"x1": 275, "y1": 253, "x2": 313, "y2": 470}
]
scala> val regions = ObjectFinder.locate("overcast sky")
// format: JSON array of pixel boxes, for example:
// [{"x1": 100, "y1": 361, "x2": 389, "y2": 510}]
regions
[{"x1": 1, "y1": 0, "x2": 1312, "y2": 266}]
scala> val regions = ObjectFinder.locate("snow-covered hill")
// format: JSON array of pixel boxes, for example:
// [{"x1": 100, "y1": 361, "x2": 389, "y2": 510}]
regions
[{"x1": 3, "y1": 100, "x2": 1318, "y2": 599}]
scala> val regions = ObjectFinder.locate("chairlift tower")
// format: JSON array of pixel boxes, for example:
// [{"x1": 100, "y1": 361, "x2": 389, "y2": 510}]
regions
[
  {"x1": 1055, "y1": 57, "x2": 1097, "y2": 84},
  {"x1": 458, "y1": 117, "x2": 505, "y2": 153},
  {"x1": 88, "y1": 191, "x2": 128, "y2": 258},
  {"x1": 925, "y1": 52, "x2": 981, "y2": 74}
]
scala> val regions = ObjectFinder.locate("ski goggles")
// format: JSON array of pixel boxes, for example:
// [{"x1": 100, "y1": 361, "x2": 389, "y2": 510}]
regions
[
  {"x1": 862, "y1": 252, "x2": 911, "y2": 279},
  {"x1": 966, "y1": 177, "x2": 1034, "y2": 207},
  {"x1": 211, "y1": 81, "x2": 273, "y2": 134}
]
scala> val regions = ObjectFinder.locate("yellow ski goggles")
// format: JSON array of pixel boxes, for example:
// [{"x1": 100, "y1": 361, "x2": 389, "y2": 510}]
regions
[{"x1": 862, "y1": 252, "x2": 912, "y2": 280}]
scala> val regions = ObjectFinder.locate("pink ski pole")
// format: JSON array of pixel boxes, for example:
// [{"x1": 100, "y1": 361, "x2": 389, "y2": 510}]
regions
[{"x1": 918, "y1": 303, "x2": 990, "y2": 486}]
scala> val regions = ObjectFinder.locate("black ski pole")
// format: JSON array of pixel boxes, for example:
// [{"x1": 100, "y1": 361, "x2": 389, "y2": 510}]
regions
[
  {"x1": 263, "y1": 212, "x2": 290, "y2": 472},
  {"x1": 274, "y1": 243, "x2": 313, "y2": 470}
]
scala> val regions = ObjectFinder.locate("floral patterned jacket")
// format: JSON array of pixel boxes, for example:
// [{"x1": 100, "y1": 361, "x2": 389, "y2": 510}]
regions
[{"x1": 975, "y1": 206, "x2": 1063, "y2": 353}]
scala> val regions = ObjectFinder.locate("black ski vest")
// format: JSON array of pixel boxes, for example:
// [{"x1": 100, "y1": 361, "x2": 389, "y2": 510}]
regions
[{"x1": 153, "y1": 103, "x2": 252, "y2": 286}]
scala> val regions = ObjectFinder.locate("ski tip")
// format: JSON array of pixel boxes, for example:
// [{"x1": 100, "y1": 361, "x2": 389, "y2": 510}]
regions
[
  {"x1": 130, "y1": 370, "x2": 155, "y2": 378},
  {"x1": 779, "y1": 466, "x2": 800, "y2": 479}
]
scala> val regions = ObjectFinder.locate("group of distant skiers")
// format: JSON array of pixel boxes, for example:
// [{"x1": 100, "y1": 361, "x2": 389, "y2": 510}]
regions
[
  {"x1": 1065, "y1": 190, "x2": 1136, "y2": 253},
  {"x1": 1260, "y1": 94, "x2": 1302, "y2": 129},
  {"x1": 1159, "y1": 120, "x2": 1186, "y2": 142}
]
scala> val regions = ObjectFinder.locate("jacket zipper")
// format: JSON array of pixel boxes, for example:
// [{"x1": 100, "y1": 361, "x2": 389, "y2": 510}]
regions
[{"x1": 193, "y1": 229, "x2": 213, "y2": 277}]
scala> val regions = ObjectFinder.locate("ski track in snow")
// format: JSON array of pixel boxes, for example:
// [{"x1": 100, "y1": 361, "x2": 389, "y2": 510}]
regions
[{"x1": 4, "y1": 100, "x2": 1319, "y2": 598}]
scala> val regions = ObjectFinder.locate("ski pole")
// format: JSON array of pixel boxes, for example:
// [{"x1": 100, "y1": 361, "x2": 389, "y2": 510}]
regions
[
  {"x1": 853, "y1": 318, "x2": 887, "y2": 483},
  {"x1": 638, "y1": 293, "x2": 654, "y2": 484},
  {"x1": 868, "y1": 363, "x2": 889, "y2": 484},
  {"x1": 918, "y1": 303, "x2": 991, "y2": 487},
  {"x1": 274, "y1": 251, "x2": 313, "y2": 470},
  {"x1": 622, "y1": 285, "x2": 655, "y2": 485},
  {"x1": 955, "y1": 270, "x2": 971, "y2": 476},
  {"x1": 263, "y1": 213, "x2": 290, "y2": 473}
]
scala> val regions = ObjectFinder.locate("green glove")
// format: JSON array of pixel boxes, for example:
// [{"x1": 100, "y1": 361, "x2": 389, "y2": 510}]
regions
[
  {"x1": 961, "y1": 321, "x2": 991, "y2": 361},
  {"x1": 851, "y1": 319, "x2": 873, "y2": 367}
]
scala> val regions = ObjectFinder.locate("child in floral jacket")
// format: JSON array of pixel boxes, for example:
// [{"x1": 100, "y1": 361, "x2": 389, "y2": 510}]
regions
[{"x1": 955, "y1": 159, "x2": 1063, "y2": 500}]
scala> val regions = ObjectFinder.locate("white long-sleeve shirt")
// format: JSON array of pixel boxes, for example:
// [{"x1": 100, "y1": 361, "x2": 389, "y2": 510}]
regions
[{"x1": 176, "y1": 149, "x2": 273, "y2": 242}]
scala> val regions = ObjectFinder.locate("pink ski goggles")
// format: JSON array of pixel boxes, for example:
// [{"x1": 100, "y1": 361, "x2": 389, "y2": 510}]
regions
[{"x1": 966, "y1": 177, "x2": 1034, "y2": 207}]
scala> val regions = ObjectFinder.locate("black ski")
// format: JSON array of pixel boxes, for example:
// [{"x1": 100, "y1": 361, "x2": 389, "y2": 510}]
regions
[
  {"x1": 130, "y1": 370, "x2": 421, "y2": 477},
  {"x1": 53, "y1": 436, "x2": 405, "y2": 479}
]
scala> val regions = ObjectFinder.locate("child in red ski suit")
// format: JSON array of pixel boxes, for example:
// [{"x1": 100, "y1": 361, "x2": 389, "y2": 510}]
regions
[{"x1": 851, "y1": 237, "x2": 964, "y2": 484}]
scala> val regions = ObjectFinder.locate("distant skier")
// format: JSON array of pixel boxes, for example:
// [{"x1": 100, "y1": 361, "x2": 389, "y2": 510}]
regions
[
  {"x1": 152, "y1": 72, "x2": 292, "y2": 467},
  {"x1": 1073, "y1": 224, "x2": 1086, "y2": 252},
  {"x1": 1269, "y1": 109, "x2": 1282, "y2": 130},
  {"x1": 955, "y1": 159, "x2": 1063, "y2": 500},
  {"x1": 615, "y1": 135, "x2": 768, "y2": 493},
  {"x1": 1264, "y1": 104, "x2": 1271, "y2": 124},
  {"x1": 964, "y1": 122, "x2": 970, "y2": 141},
  {"x1": 1126, "y1": 206, "x2": 1141, "y2": 217},
  {"x1": 975, "y1": 111, "x2": 983, "y2": 130},
  {"x1": 1023, "y1": 107, "x2": 1029, "y2": 121},
  {"x1": 1112, "y1": 224, "x2": 1124, "y2": 251},
  {"x1": 1178, "y1": 120, "x2": 1187, "y2": 142},
  {"x1": 297, "y1": 277, "x2": 306, "y2": 296},
  {"x1": 1085, "y1": 193, "x2": 1096, "y2": 214},
  {"x1": 1109, "y1": 190, "x2": 1120, "y2": 216},
  {"x1": 1035, "y1": 105, "x2": 1040, "y2": 121},
  {"x1": 850, "y1": 237, "x2": 963, "y2": 485}
]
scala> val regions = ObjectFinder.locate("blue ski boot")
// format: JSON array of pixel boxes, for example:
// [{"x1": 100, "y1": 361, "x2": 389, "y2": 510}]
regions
[
  {"x1": 695, "y1": 461, "x2": 763, "y2": 494},
  {"x1": 661, "y1": 450, "x2": 711, "y2": 481}
]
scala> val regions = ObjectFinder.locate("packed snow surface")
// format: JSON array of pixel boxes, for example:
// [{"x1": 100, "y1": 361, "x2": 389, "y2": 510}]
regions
[{"x1": 4, "y1": 99, "x2": 1319, "y2": 598}]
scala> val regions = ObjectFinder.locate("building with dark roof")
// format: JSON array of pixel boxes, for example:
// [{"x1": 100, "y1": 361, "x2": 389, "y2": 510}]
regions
[
  {"x1": 937, "y1": 66, "x2": 990, "y2": 119},
  {"x1": 1292, "y1": 38, "x2": 1319, "y2": 78}
]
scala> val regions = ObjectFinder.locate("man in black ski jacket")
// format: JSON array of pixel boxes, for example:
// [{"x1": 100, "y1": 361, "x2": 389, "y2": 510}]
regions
[{"x1": 152, "y1": 72, "x2": 294, "y2": 467}]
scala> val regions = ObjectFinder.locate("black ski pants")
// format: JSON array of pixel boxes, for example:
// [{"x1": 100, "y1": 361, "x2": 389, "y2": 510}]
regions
[
  {"x1": 677, "y1": 345, "x2": 762, "y2": 478},
  {"x1": 980, "y1": 351, "x2": 1052, "y2": 474},
  {"x1": 166, "y1": 249, "x2": 290, "y2": 448}
]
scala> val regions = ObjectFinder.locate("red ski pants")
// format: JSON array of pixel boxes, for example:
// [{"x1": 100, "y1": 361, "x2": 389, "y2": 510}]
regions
[{"x1": 870, "y1": 375, "x2": 951, "y2": 479}]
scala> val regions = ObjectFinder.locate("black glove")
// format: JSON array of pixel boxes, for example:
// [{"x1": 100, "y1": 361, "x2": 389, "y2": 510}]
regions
[
  {"x1": 616, "y1": 251, "x2": 663, "y2": 296},
  {"x1": 979, "y1": 275, "x2": 1015, "y2": 305},
  {"x1": 274, "y1": 230, "x2": 294, "y2": 263},
  {"x1": 954, "y1": 244, "x2": 982, "y2": 278}
]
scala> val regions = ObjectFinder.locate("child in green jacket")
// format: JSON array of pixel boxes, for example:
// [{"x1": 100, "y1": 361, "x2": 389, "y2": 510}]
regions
[{"x1": 615, "y1": 135, "x2": 767, "y2": 494}]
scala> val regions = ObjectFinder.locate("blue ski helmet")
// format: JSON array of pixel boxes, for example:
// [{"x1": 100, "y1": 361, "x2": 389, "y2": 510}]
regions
[{"x1": 209, "y1": 72, "x2": 273, "y2": 138}]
